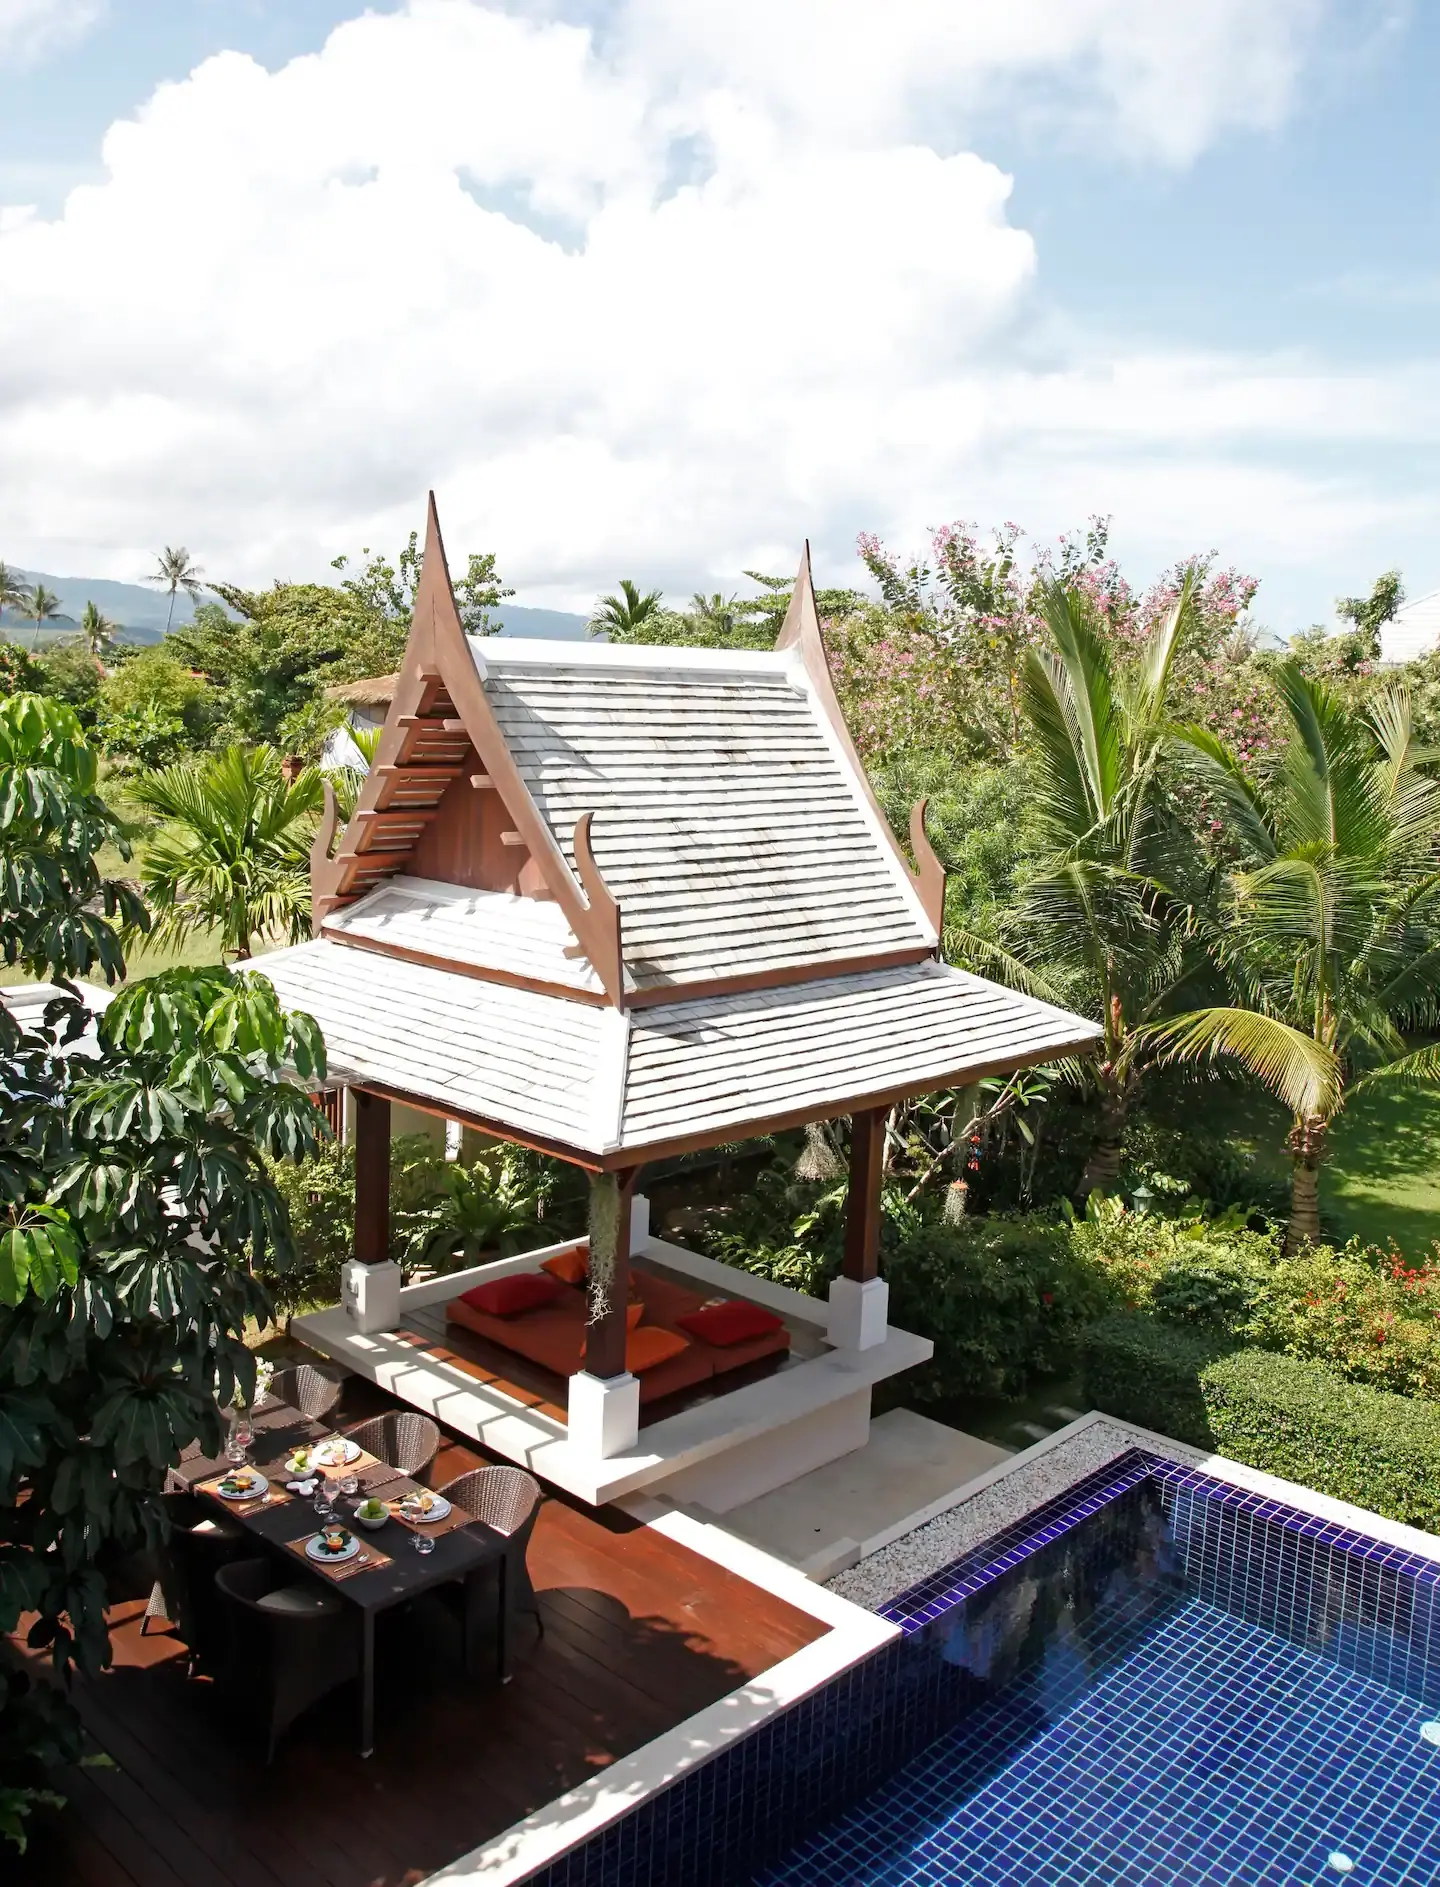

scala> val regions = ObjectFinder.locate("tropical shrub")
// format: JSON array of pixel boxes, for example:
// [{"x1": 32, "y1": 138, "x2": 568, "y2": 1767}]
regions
[
  {"x1": 1244, "y1": 1240, "x2": 1440, "y2": 1400},
  {"x1": 0, "y1": 695, "x2": 328, "y2": 1848},
  {"x1": 886, "y1": 1218, "x2": 1115, "y2": 1399}
]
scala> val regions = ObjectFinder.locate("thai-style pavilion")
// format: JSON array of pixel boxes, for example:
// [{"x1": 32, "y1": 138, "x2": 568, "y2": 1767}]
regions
[{"x1": 263, "y1": 498, "x2": 1100, "y2": 1506}]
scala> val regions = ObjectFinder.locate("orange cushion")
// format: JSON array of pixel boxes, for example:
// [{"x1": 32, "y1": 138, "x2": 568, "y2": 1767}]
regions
[
  {"x1": 624, "y1": 1325, "x2": 689, "y2": 1373},
  {"x1": 582, "y1": 1322, "x2": 690, "y2": 1373},
  {"x1": 676, "y1": 1300, "x2": 784, "y2": 1347},
  {"x1": 542, "y1": 1247, "x2": 588, "y2": 1286},
  {"x1": 459, "y1": 1272, "x2": 563, "y2": 1317},
  {"x1": 627, "y1": 1302, "x2": 645, "y2": 1330}
]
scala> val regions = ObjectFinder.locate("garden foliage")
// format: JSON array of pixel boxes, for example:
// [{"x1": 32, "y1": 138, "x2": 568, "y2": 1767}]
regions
[{"x1": 0, "y1": 694, "x2": 326, "y2": 1849}]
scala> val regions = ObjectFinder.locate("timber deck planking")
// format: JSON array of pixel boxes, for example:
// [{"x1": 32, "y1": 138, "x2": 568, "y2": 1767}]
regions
[{"x1": 12, "y1": 1392, "x2": 826, "y2": 1887}]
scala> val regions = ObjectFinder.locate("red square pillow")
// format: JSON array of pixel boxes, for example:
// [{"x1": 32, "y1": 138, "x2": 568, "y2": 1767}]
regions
[
  {"x1": 676, "y1": 1300, "x2": 784, "y2": 1347},
  {"x1": 459, "y1": 1272, "x2": 564, "y2": 1317}
]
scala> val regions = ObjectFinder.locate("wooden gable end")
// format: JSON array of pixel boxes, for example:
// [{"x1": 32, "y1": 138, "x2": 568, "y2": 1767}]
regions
[{"x1": 311, "y1": 494, "x2": 625, "y2": 1003}]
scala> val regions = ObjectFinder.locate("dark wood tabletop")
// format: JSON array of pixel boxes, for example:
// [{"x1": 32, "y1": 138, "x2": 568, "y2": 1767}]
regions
[{"x1": 178, "y1": 1400, "x2": 508, "y2": 1753}]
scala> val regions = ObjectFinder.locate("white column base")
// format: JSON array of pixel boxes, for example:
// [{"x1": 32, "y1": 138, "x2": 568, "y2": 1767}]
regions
[
  {"x1": 568, "y1": 1369, "x2": 640, "y2": 1460},
  {"x1": 341, "y1": 1258, "x2": 402, "y2": 1334},
  {"x1": 827, "y1": 1275, "x2": 889, "y2": 1351}
]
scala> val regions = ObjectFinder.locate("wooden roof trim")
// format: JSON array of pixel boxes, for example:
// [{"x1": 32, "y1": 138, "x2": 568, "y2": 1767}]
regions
[
  {"x1": 318, "y1": 927, "x2": 612, "y2": 1006},
  {"x1": 309, "y1": 494, "x2": 627, "y2": 1005},
  {"x1": 420, "y1": 499, "x2": 626, "y2": 1007},
  {"x1": 775, "y1": 542, "x2": 946, "y2": 937},
  {"x1": 621, "y1": 943, "x2": 934, "y2": 1009}
]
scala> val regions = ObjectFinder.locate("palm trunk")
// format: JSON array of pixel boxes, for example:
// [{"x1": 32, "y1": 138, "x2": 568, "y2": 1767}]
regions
[
  {"x1": 1080, "y1": 1070, "x2": 1130, "y2": 1198},
  {"x1": 1284, "y1": 1114, "x2": 1327, "y2": 1254}
]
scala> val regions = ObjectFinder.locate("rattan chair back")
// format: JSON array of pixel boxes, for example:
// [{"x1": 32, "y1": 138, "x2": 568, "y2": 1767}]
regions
[
  {"x1": 344, "y1": 1411, "x2": 440, "y2": 1479},
  {"x1": 268, "y1": 1363, "x2": 343, "y2": 1423},
  {"x1": 441, "y1": 1465, "x2": 541, "y2": 1536}
]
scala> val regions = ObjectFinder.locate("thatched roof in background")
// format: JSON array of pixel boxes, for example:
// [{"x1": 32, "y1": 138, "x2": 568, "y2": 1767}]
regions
[{"x1": 324, "y1": 673, "x2": 398, "y2": 706}]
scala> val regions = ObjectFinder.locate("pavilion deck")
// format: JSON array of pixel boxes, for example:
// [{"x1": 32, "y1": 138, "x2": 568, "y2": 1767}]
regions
[{"x1": 9, "y1": 1378, "x2": 828, "y2": 1887}]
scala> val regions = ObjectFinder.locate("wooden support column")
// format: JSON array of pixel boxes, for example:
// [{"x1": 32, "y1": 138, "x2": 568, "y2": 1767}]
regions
[
  {"x1": 353, "y1": 1091, "x2": 391, "y2": 1266},
  {"x1": 585, "y1": 1166, "x2": 640, "y2": 1380},
  {"x1": 842, "y1": 1106, "x2": 886, "y2": 1283}
]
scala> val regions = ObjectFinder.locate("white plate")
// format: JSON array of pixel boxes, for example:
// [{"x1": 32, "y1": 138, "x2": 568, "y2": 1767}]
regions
[
  {"x1": 397, "y1": 1493, "x2": 451, "y2": 1524},
  {"x1": 214, "y1": 1471, "x2": 268, "y2": 1502},
  {"x1": 313, "y1": 1436, "x2": 361, "y2": 1467},
  {"x1": 305, "y1": 1531, "x2": 361, "y2": 1564}
]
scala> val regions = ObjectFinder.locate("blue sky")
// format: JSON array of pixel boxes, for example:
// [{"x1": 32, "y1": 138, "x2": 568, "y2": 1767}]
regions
[{"x1": 1, "y1": 0, "x2": 1436, "y2": 634}]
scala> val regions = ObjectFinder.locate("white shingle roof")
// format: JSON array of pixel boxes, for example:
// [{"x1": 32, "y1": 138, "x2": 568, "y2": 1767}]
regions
[
  {"x1": 1380, "y1": 588, "x2": 1440, "y2": 666},
  {"x1": 474, "y1": 639, "x2": 934, "y2": 991},
  {"x1": 260, "y1": 941, "x2": 1100, "y2": 1160}
]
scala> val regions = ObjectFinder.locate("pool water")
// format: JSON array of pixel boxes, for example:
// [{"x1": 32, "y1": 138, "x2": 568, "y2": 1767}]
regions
[
  {"x1": 759, "y1": 1472, "x2": 1440, "y2": 1887},
  {"x1": 762, "y1": 1590, "x2": 1440, "y2": 1884}
]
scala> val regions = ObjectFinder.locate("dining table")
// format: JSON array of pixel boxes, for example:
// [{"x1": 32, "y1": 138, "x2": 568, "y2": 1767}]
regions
[{"x1": 173, "y1": 1396, "x2": 508, "y2": 1756}]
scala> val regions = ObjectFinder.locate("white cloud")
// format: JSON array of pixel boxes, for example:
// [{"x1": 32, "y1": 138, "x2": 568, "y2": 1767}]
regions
[
  {"x1": 0, "y1": 0, "x2": 103, "y2": 68},
  {"x1": 0, "y1": 0, "x2": 1423, "y2": 631}
]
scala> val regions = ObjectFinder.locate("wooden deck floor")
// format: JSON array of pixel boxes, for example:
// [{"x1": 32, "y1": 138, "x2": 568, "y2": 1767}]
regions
[{"x1": 11, "y1": 1389, "x2": 826, "y2": 1887}]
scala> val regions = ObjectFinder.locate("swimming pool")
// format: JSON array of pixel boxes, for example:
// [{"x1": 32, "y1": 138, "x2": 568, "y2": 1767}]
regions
[
  {"x1": 761, "y1": 1460, "x2": 1440, "y2": 1886},
  {"x1": 516, "y1": 1447, "x2": 1440, "y2": 1886}
]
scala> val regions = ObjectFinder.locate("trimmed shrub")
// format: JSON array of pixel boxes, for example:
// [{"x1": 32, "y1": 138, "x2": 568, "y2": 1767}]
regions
[
  {"x1": 1204, "y1": 1349, "x2": 1440, "y2": 1534},
  {"x1": 1081, "y1": 1313, "x2": 1232, "y2": 1448}
]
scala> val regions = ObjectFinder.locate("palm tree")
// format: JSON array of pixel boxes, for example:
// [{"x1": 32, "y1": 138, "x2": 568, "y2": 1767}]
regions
[
  {"x1": 146, "y1": 546, "x2": 205, "y2": 633},
  {"x1": 1014, "y1": 579, "x2": 1334, "y2": 1203},
  {"x1": 129, "y1": 744, "x2": 323, "y2": 960},
  {"x1": 689, "y1": 591, "x2": 739, "y2": 637},
  {"x1": 79, "y1": 600, "x2": 116, "y2": 660},
  {"x1": 0, "y1": 562, "x2": 31, "y2": 626},
  {"x1": 24, "y1": 583, "x2": 61, "y2": 649},
  {"x1": 1012, "y1": 573, "x2": 1222, "y2": 1194},
  {"x1": 1150, "y1": 666, "x2": 1440, "y2": 1250},
  {"x1": 588, "y1": 578, "x2": 663, "y2": 640}
]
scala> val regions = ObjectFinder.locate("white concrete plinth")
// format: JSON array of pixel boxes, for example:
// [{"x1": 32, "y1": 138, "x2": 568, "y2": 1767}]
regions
[
  {"x1": 568, "y1": 1369, "x2": 640, "y2": 1460},
  {"x1": 827, "y1": 1275, "x2": 889, "y2": 1350},
  {"x1": 342, "y1": 1258, "x2": 401, "y2": 1335}
]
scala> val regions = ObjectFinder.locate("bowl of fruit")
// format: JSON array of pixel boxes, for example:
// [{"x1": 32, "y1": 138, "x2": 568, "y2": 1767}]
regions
[{"x1": 354, "y1": 1496, "x2": 389, "y2": 1532}]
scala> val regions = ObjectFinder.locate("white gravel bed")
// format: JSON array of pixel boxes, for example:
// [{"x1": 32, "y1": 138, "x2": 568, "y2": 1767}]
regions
[{"x1": 827, "y1": 1414, "x2": 1174, "y2": 1613}]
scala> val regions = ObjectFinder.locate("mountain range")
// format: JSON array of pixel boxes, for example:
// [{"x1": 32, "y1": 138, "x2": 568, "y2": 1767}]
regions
[{"x1": 0, "y1": 569, "x2": 590, "y2": 643}]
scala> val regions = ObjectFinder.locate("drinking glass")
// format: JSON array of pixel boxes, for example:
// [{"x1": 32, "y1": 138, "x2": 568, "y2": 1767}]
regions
[
  {"x1": 412, "y1": 1530, "x2": 436, "y2": 1556},
  {"x1": 313, "y1": 1484, "x2": 334, "y2": 1522},
  {"x1": 339, "y1": 1472, "x2": 359, "y2": 1498}
]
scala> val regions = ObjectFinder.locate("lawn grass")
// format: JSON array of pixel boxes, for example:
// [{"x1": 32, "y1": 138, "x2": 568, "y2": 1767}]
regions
[{"x1": 1156, "y1": 1077, "x2": 1440, "y2": 1258}]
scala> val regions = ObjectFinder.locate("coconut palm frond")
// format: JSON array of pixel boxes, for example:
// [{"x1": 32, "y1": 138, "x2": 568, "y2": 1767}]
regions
[
  {"x1": 1136, "y1": 1007, "x2": 1342, "y2": 1121},
  {"x1": 942, "y1": 926, "x2": 1068, "y2": 1005},
  {"x1": 1353, "y1": 1044, "x2": 1440, "y2": 1093},
  {"x1": 1169, "y1": 722, "x2": 1277, "y2": 859}
]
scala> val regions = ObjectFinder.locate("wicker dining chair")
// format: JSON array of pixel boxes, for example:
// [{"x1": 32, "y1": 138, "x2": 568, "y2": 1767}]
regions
[
  {"x1": 142, "y1": 1491, "x2": 249, "y2": 1677},
  {"x1": 438, "y1": 1465, "x2": 545, "y2": 1637},
  {"x1": 343, "y1": 1411, "x2": 440, "y2": 1480},
  {"x1": 214, "y1": 1557, "x2": 360, "y2": 1764},
  {"x1": 267, "y1": 1363, "x2": 344, "y2": 1423}
]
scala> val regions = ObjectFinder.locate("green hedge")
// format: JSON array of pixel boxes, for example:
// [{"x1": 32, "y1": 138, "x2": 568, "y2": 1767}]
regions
[
  {"x1": 1204, "y1": 1349, "x2": 1440, "y2": 1534},
  {"x1": 1082, "y1": 1314, "x2": 1440, "y2": 1532},
  {"x1": 1081, "y1": 1313, "x2": 1232, "y2": 1448}
]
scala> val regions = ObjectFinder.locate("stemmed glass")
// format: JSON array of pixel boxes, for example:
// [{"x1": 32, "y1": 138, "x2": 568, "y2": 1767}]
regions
[
  {"x1": 225, "y1": 1407, "x2": 253, "y2": 1465},
  {"x1": 313, "y1": 1481, "x2": 335, "y2": 1523}
]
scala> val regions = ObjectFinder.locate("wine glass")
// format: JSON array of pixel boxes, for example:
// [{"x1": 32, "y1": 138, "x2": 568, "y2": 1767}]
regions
[{"x1": 313, "y1": 1482, "x2": 335, "y2": 1523}]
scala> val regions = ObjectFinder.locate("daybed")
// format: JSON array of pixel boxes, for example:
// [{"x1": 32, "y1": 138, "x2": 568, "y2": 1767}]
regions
[{"x1": 445, "y1": 1252, "x2": 791, "y2": 1405}]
